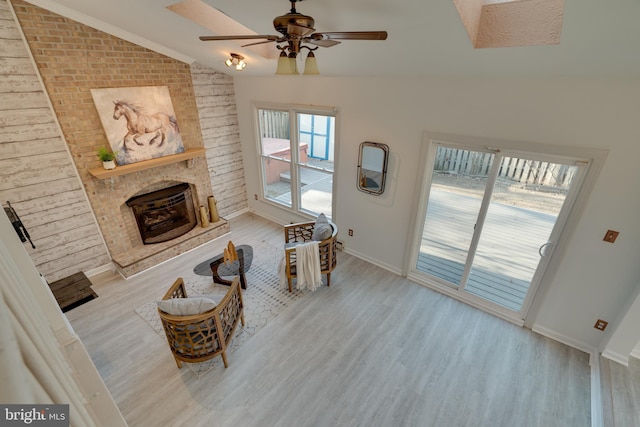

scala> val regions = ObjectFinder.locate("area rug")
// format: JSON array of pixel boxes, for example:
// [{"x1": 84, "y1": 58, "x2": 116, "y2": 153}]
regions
[{"x1": 135, "y1": 239, "x2": 309, "y2": 378}]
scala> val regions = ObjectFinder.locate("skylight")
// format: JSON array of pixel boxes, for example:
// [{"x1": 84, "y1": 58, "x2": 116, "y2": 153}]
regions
[{"x1": 453, "y1": 0, "x2": 564, "y2": 48}]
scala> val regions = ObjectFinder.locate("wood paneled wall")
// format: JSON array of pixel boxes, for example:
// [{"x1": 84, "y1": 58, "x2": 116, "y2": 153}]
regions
[
  {"x1": 191, "y1": 63, "x2": 248, "y2": 216},
  {"x1": 0, "y1": 0, "x2": 109, "y2": 282}
]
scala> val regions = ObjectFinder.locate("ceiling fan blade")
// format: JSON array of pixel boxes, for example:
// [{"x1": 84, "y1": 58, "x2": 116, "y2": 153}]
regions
[
  {"x1": 307, "y1": 39, "x2": 341, "y2": 48},
  {"x1": 311, "y1": 31, "x2": 388, "y2": 41},
  {"x1": 242, "y1": 40, "x2": 278, "y2": 48},
  {"x1": 288, "y1": 23, "x2": 315, "y2": 37},
  {"x1": 199, "y1": 35, "x2": 280, "y2": 42}
]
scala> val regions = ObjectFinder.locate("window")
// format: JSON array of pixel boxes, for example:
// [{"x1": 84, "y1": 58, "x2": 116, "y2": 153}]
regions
[{"x1": 256, "y1": 105, "x2": 336, "y2": 219}]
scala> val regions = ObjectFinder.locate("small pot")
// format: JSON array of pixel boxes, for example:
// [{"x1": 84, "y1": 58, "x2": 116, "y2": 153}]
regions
[{"x1": 102, "y1": 160, "x2": 116, "y2": 170}]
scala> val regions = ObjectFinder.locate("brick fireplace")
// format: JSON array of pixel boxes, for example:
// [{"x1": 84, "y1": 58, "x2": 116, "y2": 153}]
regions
[{"x1": 89, "y1": 156, "x2": 229, "y2": 277}]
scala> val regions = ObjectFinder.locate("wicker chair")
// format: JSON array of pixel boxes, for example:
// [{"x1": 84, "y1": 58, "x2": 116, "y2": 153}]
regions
[
  {"x1": 157, "y1": 276, "x2": 244, "y2": 369},
  {"x1": 284, "y1": 220, "x2": 338, "y2": 292}
]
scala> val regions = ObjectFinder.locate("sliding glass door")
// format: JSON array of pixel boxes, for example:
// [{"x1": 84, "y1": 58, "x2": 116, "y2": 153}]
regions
[{"x1": 415, "y1": 143, "x2": 585, "y2": 315}]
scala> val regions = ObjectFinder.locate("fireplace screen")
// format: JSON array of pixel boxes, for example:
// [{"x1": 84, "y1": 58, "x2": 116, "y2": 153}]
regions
[{"x1": 126, "y1": 183, "x2": 197, "y2": 244}]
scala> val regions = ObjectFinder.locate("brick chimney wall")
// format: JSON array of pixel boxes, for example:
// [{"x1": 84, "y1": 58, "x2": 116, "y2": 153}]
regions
[{"x1": 12, "y1": 0, "x2": 230, "y2": 274}]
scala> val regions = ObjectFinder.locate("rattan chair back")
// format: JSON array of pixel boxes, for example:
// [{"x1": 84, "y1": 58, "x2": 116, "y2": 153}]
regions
[
  {"x1": 158, "y1": 276, "x2": 244, "y2": 368},
  {"x1": 283, "y1": 220, "x2": 338, "y2": 292}
]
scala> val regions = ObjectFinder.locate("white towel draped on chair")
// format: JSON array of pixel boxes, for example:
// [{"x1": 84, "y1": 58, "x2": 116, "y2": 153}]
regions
[
  {"x1": 277, "y1": 242, "x2": 323, "y2": 291},
  {"x1": 278, "y1": 255, "x2": 288, "y2": 288},
  {"x1": 281, "y1": 219, "x2": 338, "y2": 292},
  {"x1": 295, "y1": 241, "x2": 322, "y2": 291}
]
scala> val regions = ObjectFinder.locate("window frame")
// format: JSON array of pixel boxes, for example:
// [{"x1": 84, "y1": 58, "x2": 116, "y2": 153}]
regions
[{"x1": 254, "y1": 102, "x2": 338, "y2": 220}]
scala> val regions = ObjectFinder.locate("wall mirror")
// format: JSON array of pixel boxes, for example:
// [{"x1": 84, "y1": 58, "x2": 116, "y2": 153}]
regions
[{"x1": 357, "y1": 141, "x2": 389, "y2": 195}]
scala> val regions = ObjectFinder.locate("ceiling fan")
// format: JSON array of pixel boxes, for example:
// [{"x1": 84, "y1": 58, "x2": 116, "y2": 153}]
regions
[{"x1": 199, "y1": 0, "x2": 388, "y2": 74}]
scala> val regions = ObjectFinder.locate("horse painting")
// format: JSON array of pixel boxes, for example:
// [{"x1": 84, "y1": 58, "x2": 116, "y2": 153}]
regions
[
  {"x1": 91, "y1": 86, "x2": 184, "y2": 165},
  {"x1": 112, "y1": 100, "x2": 179, "y2": 148}
]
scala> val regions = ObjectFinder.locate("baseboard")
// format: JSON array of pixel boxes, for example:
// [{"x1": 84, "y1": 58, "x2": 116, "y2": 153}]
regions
[
  {"x1": 530, "y1": 324, "x2": 596, "y2": 356},
  {"x1": 224, "y1": 207, "x2": 250, "y2": 220},
  {"x1": 601, "y1": 349, "x2": 629, "y2": 367},
  {"x1": 342, "y1": 247, "x2": 402, "y2": 276},
  {"x1": 248, "y1": 209, "x2": 287, "y2": 227},
  {"x1": 84, "y1": 263, "x2": 118, "y2": 278}
]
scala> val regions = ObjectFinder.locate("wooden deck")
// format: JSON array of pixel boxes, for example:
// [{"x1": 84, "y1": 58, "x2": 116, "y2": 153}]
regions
[
  {"x1": 416, "y1": 188, "x2": 556, "y2": 311},
  {"x1": 271, "y1": 166, "x2": 333, "y2": 215}
]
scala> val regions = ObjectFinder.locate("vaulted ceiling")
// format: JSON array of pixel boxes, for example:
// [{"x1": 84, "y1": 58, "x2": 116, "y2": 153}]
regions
[{"x1": 23, "y1": 0, "x2": 640, "y2": 78}]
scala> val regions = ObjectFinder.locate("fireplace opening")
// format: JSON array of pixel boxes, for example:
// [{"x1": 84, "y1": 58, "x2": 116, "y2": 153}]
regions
[{"x1": 126, "y1": 183, "x2": 197, "y2": 244}]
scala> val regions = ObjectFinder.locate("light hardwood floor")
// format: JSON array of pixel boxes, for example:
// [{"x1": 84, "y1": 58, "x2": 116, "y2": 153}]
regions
[
  {"x1": 66, "y1": 213, "x2": 592, "y2": 427},
  {"x1": 601, "y1": 356, "x2": 640, "y2": 427}
]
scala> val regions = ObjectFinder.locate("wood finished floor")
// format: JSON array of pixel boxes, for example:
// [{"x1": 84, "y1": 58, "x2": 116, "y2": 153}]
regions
[
  {"x1": 602, "y1": 356, "x2": 640, "y2": 427},
  {"x1": 66, "y1": 213, "x2": 592, "y2": 427}
]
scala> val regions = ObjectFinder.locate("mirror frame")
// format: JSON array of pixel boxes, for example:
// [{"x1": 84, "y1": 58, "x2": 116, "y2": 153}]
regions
[{"x1": 357, "y1": 141, "x2": 389, "y2": 195}]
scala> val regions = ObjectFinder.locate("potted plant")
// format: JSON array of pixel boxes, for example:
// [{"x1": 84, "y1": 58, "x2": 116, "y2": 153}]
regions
[{"x1": 97, "y1": 147, "x2": 116, "y2": 170}]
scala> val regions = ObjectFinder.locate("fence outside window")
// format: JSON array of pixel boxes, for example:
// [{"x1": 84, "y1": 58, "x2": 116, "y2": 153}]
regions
[
  {"x1": 258, "y1": 110, "x2": 289, "y2": 139},
  {"x1": 434, "y1": 147, "x2": 576, "y2": 188}
]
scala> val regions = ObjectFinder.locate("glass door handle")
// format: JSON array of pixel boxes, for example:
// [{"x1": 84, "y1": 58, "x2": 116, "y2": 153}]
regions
[{"x1": 539, "y1": 242, "x2": 552, "y2": 257}]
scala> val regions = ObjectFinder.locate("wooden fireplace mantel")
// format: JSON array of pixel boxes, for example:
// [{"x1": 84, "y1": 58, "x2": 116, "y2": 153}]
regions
[{"x1": 88, "y1": 147, "x2": 206, "y2": 180}]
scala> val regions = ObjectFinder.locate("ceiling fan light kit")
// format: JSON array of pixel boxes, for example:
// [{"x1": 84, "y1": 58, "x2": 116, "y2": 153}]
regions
[
  {"x1": 303, "y1": 50, "x2": 319, "y2": 75},
  {"x1": 225, "y1": 53, "x2": 246, "y2": 71},
  {"x1": 276, "y1": 46, "x2": 318, "y2": 75},
  {"x1": 275, "y1": 50, "x2": 300, "y2": 75},
  {"x1": 200, "y1": 0, "x2": 387, "y2": 75}
]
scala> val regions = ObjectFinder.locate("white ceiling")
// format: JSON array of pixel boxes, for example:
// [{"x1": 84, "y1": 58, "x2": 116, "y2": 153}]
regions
[{"x1": 24, "y1": 0, "x2": 640, "y2": 78}]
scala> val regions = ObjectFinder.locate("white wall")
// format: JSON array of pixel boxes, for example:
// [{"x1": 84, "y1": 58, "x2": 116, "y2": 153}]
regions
[
  {"x1": 602, "y1": 280, "x2": 640, "y2": 365},
  {"x1": 233, "y1": 76, "x2": 640, "y2": 351}
]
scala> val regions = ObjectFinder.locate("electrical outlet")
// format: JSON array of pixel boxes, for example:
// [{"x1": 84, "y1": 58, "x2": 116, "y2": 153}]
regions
[
  {"x1": 348, "y1": 229, "x2": 353, "y2": 237},
  {"x1": 594, "y1": 319, "x2": 608, "y2": 331},
  {"x1": 603, "y1": 230, "x2": 619, "y2": 243}
]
